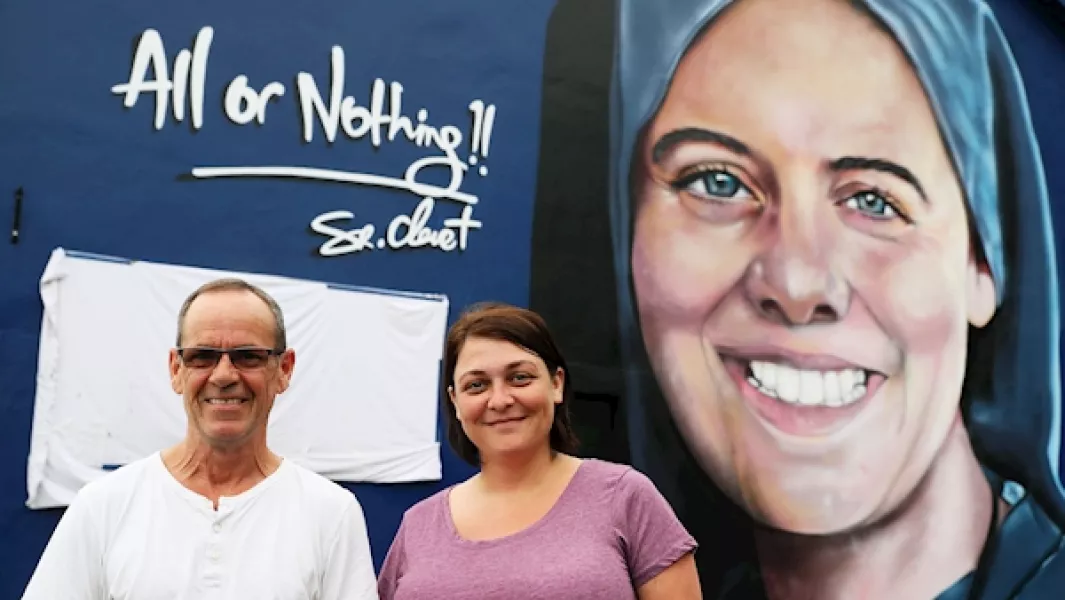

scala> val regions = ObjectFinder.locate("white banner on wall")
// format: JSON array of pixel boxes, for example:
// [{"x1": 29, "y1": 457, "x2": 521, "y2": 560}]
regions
[{"x1": 26, "y1": 248, "x2": 448, "y2": 509}]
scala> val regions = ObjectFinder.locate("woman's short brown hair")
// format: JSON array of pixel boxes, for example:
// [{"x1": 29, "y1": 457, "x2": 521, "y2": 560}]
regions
[{"x1": 442, "y1": 302, "x2": 580, "y2": 466}]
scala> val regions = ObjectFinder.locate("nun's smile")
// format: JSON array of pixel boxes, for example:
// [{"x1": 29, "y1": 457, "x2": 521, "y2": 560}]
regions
[
  {"x1": 628, "y1": 0, "x2": 996, "y2": 535},
  {"x1": 716, "y1": 350, "x2": 888, "y2": 438}
]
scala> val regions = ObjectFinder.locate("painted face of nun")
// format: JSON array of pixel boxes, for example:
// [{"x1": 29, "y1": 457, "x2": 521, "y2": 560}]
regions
[{"x1": 629, "y1": 0, "x2": 997, "y2": 534}]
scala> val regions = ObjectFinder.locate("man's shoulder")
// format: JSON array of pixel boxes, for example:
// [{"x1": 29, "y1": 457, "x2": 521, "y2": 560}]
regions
[
  {"x1": 280, "y1": 458, "x2": 362, "y2": 513},
  {"x1": 73, "y1": 453, "x2": 162, "y2": 506}
]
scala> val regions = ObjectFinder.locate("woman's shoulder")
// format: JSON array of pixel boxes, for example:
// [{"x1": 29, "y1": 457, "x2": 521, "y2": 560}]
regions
[
  {"x1": 575, "y1": 458, "x2": 661, "y2": 497},
  {"x1": 398, "y1": 483, "x2": 456, "y2": 528},
  {"x1": 577, "y1": 457, "x2": 649, "y2": 482}
]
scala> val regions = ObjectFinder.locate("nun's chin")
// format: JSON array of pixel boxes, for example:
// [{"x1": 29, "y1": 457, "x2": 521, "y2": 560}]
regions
[
  {"x1": 740, "y1": 487, "x2": 878, "y2": 536},
  {"x1": 688, "y1": 439, "x2": 890, "y2": 536}
]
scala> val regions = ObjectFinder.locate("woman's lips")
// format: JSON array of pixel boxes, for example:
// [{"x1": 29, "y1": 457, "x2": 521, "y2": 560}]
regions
[{"x1": 485, "y1": 416, "x2": 527, "y2": 427}]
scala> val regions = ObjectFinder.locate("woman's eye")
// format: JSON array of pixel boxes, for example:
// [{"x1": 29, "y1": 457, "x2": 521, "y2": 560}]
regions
[
  {"x1": 675, "y1": 169, "x2": 752, "y2": 202},
  {"x1": 843, "y1": 190, "x2": 901, "y2": 220}
]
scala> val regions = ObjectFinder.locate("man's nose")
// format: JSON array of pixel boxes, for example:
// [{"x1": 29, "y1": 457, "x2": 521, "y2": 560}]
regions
[{"x1": 208, "y1": 353, "x2": 241, "y2": 386}]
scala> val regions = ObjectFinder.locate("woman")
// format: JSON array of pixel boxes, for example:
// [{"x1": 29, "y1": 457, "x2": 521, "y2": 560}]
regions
[
  {"x1": 605, "y1": 0, "x2": 1065, "y2": 598},
  {"x1": 376, "y1": 302, "x2": 701, "y2": 599}
]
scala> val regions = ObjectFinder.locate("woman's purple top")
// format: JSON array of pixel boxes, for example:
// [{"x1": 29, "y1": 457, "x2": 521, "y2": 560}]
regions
[{"x1": 377, "y1": 459, "x2": 698, "y2": 599}]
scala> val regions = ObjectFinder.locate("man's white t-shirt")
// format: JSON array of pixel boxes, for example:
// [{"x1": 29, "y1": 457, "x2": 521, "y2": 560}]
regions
[{"x1": 21, "y1": 452, "x2": 380, "y2": 599}]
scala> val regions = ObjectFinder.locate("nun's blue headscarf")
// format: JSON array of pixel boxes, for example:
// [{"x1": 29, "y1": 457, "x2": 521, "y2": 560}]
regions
[{"x1": 608, "y1": 0, "x2": 1065, "y2": 531}]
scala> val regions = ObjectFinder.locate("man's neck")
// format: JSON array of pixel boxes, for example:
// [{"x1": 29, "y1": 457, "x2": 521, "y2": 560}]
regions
[
  {"x1": 162, "y1": 434, "x2": 281, "y2": 509},
  {"x1": 755, "y1": 416, "x2": 999, "y2": 600}
]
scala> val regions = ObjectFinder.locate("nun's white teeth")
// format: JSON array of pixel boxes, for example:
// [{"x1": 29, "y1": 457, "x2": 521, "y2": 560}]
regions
[{"x1": 747, "y1": 361, "x2": 867, "y2": 407}]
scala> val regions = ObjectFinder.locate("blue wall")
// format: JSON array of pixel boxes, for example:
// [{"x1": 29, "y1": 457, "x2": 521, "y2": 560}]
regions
[
  {"x1": 0, "y1": 0, "x2": 1062, "y2": 597},
  {"x1": 0, "y1": 0, "x2": 556, "y2": 595}
]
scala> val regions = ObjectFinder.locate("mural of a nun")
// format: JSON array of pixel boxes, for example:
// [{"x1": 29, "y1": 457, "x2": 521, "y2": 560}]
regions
[{"x1": 603, "y1": 0, "x2": 1065, "y2": 598}]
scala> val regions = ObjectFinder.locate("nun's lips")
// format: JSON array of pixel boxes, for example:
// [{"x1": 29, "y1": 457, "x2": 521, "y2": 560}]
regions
[{"x1": 718, "y1": 353, "x2": 886, "y2": 437}]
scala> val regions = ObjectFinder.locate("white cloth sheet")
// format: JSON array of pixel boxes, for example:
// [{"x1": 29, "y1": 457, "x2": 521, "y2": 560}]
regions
[{"x1": 26, "y1": 248, "x2": 447, "y2": 509}]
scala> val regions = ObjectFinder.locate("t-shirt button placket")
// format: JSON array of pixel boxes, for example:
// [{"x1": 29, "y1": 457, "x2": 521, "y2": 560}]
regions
[{"x1": 202, "y1": 516, "x2": 224, "y2": 589}]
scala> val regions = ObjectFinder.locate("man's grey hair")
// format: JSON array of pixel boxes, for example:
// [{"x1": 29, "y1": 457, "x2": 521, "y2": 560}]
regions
[{"x1": 175, "y1": 278, "x2": 287, "y2": 350}]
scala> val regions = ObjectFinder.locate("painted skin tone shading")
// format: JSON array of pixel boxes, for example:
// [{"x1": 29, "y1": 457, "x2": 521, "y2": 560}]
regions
[
  {"x1": 448, "y1": 337, "x2": 701, "y2": 599},
  {"x1": 164, "y1": 289, "x2": 296, "y2": 508},
  {"x1": 629, "y1": 0, "x2": 1001, "y2": 597}
]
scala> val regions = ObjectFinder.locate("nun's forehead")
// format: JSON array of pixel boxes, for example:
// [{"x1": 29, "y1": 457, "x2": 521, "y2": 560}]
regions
[
  {"x1": 617, "y1": 0, "x2": 1005, "y2": 299},
  {"x1": 645, "y1": 2, "x2": 941, "y2": 155}
]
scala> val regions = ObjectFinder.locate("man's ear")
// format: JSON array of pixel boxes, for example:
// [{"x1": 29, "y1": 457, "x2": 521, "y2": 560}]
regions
[
  {"x1": 967, "y1": 254, "x2": 996, "y2": 329},
  {"x1": 277, "y1": 349, "x2": 296, "y2": 393},
  {"x1": 169, "y1": 349, "x2": 183, "y2": 394}
]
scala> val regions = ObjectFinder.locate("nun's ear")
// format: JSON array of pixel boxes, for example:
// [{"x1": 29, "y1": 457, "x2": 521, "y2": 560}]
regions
[{"x1": 966, "y1": 252, "x2": 996, "y2": 328}]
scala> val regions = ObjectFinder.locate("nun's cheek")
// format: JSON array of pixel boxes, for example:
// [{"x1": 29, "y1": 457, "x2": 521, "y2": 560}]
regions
[
  {"x1": 632, "y1": 216, "x2": 748, "y2": 324},
  {"x1": 866, "y1": 256, "x2": 968, "y2": 354},
  {"x1": 841, "y1": 225, "x2": 969, "y2": 351}
]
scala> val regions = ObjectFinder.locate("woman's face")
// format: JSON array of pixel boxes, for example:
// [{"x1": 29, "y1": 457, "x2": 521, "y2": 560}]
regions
[
  {"x1": 630, "y1": 0, "x2": 996, "y2": 534},
  {"x1": 449, "y1": 337, "x2": 563, "y2": 460}
]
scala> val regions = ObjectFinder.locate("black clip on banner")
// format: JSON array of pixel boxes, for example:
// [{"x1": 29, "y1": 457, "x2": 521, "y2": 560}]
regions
[{"x1": 11, "y1": 187, "x2": 22, "y2": 245}]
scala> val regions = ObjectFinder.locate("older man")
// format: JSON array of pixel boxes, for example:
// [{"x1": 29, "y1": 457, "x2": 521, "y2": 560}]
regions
[{"x1": 23, "y1": 278, "x2": 379, "y2": 599}]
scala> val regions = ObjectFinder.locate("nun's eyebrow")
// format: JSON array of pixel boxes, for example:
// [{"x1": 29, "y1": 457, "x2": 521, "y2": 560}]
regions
[
  {"x1": 829, "y1": 156, "x2": 928, "y2": 203},
  {"x1": 652, "y1": 127, "x2": 928, "y2": 203},
  {"x1": 651, "y1": 128, "x2": 751, "y2": 163}
]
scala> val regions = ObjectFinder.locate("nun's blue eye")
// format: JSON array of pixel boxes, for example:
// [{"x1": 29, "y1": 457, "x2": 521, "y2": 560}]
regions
[
  {"x1": 674, "y1": 169, "x2": 752, "y2": 202},
  {"x1": 843, "y1": 190, "x2": 901, "y2": 220}
]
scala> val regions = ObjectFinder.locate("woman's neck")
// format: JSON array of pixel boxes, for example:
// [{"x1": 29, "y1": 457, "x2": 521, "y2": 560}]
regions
[
  {"x1": 755, "y1": 415, "x2": 1001, "y2": 600},
  {"x1": 477, "y1": 447, "x2": 573, "y2": 495}
]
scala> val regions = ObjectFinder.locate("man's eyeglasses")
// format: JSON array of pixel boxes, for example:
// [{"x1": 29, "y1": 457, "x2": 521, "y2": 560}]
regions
[{"x1": 176, "y1": 347, "x2": 284, "y2": 370}]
